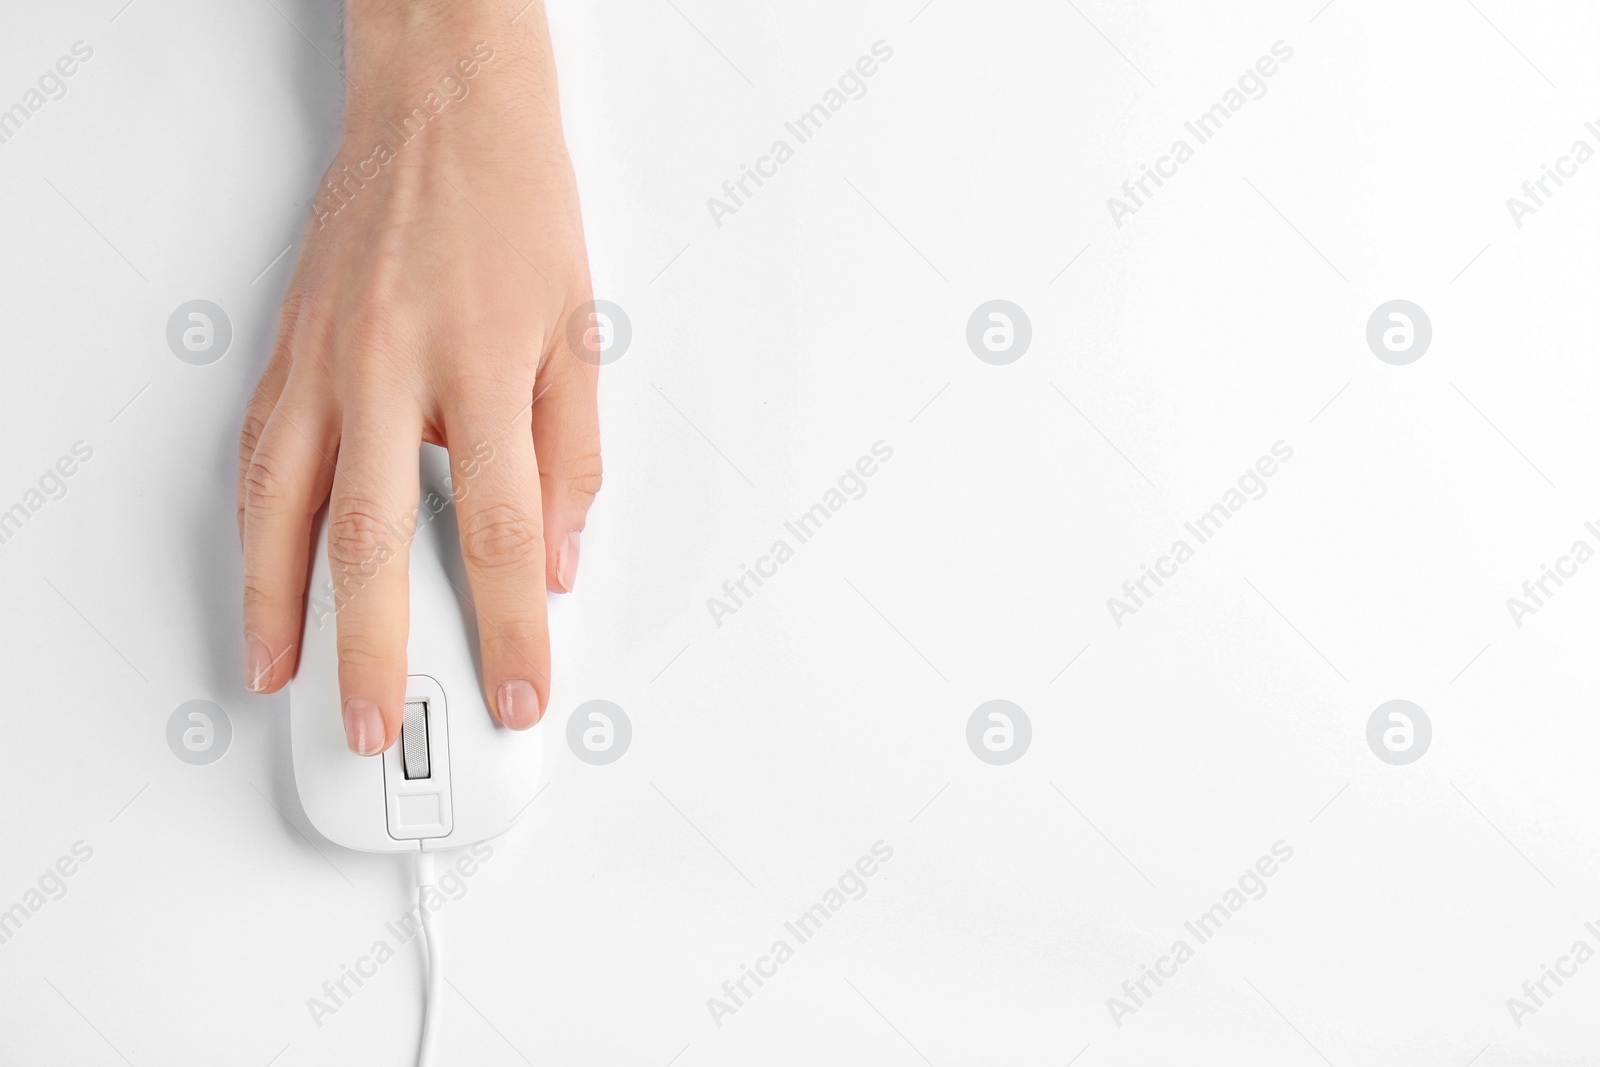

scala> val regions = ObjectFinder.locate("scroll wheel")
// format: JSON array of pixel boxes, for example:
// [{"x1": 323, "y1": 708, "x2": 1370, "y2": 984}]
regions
[{"x1": 402, "y1": 701, "x2": 431, "y2": 780}]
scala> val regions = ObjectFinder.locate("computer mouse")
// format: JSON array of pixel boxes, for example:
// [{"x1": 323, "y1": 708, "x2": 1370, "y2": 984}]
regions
[{"x1": 289, "y1": 444, "x2": 544, "y2": 853}]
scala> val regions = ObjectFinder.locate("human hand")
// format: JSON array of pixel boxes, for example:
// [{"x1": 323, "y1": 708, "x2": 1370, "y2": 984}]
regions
[{"x1": 236, "y1": 0, "x2": 599, "y2": 754}]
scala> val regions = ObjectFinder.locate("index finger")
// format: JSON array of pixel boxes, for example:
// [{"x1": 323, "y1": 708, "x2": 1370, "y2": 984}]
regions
[{"x1": 328, "y1": 411, "x2": 421, "y2": 755}]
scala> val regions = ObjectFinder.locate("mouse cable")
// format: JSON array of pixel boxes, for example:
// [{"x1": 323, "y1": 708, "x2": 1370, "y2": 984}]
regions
[{"x1": 416, "y1": 849, "x2": 443, "y2": 1067}]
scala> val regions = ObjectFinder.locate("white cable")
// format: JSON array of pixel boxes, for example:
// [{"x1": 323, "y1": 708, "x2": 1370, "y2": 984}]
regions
[{"x1": 416, "y1": 849, "x2": 442, "y2": 1067}]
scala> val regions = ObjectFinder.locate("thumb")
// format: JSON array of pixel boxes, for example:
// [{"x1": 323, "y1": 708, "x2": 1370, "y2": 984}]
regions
[{"x1": 534, "y1": 302, "x2": 603, "y2": 593}]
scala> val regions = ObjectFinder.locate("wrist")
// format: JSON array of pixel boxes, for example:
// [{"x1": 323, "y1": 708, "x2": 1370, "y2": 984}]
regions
[
  {"x1": 340, "y1": 1, "x2": 560, "y2": 140},
  {"x1": 344, "y1": 0, "x2": 529, "y2": 42}
]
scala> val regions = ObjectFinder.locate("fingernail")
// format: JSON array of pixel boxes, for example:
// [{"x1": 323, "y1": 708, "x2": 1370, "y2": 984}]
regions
[
  {"x1": 343, "y1": 698, "x2": 385, "y2": 755},
  {"x1": 497, "y1": 680, "x2": 541, "y2": 729},
  {"x1": 245, "y1": 633, "x2": 272, "y2": 692},
  {"x1": 557, "y1": 530, "x2": 581, "y2": 592}
]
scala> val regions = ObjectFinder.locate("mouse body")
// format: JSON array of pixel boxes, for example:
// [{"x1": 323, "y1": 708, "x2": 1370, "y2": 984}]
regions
[{"x1": 289, "y1": 445, "x2": 543, "y2": 853}]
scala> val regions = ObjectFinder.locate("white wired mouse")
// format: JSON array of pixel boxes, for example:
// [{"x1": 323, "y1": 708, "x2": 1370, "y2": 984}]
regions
[
  {"x1": 289, "y1": 443, "x2": 544, "y2": 853},
  {"x1": 288, "y1": 444, "x2": 544, "y2": 1065}
]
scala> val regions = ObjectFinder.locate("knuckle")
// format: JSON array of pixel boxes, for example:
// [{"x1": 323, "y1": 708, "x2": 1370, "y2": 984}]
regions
[
  {"x1": 238, "y1": 412, "x2": 268, "y2": 469},
  {"x1": 460, "y1": 502, "x2": 541, "y2": 571},
  {"x1": 241, "y1": 572, "x2": 283, "y2": 615},
  {"x1": 327, "y1": 501, "x2": 396, "y2": 574},
  {"x1": 270, "y1": 295, "x2": 330, "y2": 372},
  {"x1": 481, "y1": 627, "x2": 549, "y2": 675},
  {"x1": 485, "y1": 621, "x2": 549, "y2": 653},
  {"x1": 547, "y1": 453, "x2": 603, "y2": 506},
  {"x1": 338, "y1": 318, "x2": 426, "y2": 406},
  {"x1": 242, "y1": 454, "x2": 290, "y2": 519},
  {"x1": 276, "y1": 290, "x2": 330, "y2": 350},
  {"x1": 336, "y1": 633, "x2": 398, "y2": 674},
  {"x1": 345, "y1": 302, "x2": 416, "y2": 362},
  {"x1": 448, "y1": 369, "x2": 531, "y2": 408}
]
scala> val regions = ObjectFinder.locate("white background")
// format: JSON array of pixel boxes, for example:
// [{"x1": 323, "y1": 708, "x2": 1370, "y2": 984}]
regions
[{"x1": 3, "y1": 0, "x2": 1600, "y2": 1064}]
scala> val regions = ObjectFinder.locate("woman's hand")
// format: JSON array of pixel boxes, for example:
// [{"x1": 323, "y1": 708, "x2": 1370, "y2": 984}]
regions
[{"x1": 236, "y1": 0, "x2": 599, "y2": 754}]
